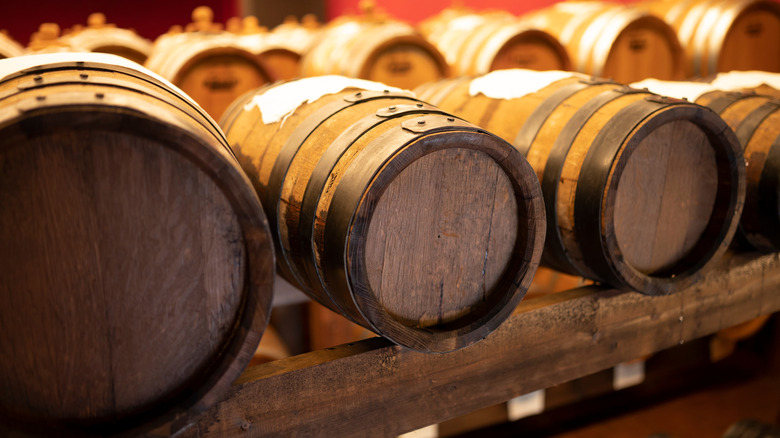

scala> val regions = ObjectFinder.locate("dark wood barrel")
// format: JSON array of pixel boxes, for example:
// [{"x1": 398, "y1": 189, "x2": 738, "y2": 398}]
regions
[
  {"x1": 642, "y1": 0, "x2": 780, "y2": 77},
  {"x1": 522, "y1": 1, "x2": 685, "y2": 82},
  {"x1": 145, "y1": 7, "x2": 272, "y2": 121},
  {"x1": 300, "y1": 9, "x2": 449, "y2": 90},
  {"x1": 420, "y1": 9, "x2": 571, "y2": 75},
  {"x1": 0, "y1": 53, "x2": 274, "y2": 437},
  {"x1": 0, "y1": 31, "x2": 25, "y2": 59},
  {"x1": 220, "y1": 76, "x2": 545, "y2": 352},
  {"x1": 416, "y1": 70, "x2": 745, "y2": 295},
  {"x1": 633, "y1": 78, "x2": 780, "y2": 251},
  {"x1": 60, "y1": 13, "x2": 153, "y2": 65}
]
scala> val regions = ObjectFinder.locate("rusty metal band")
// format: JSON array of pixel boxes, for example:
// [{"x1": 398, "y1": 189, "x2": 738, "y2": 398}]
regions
[
  {"x1": 512, "y1": 79, "x2": 615, "y2": 156},
  {"x1": 735, "y1": 100, "x2": 780, "y2": 147},
  {"x1": 540, "y1": 85, "x2": 646, "y2": 276},
  {"x1": 705, "y1": 91, "x2": 749, "y2": 114}
]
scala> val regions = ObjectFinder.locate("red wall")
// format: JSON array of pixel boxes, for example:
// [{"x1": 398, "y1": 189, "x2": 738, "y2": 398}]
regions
[
  {"x1": 327, "y1": 0, "x2": 573, "y2": 23},
  {"x1": 2, "y1": 0, "x2": 237, "y2": 45}
]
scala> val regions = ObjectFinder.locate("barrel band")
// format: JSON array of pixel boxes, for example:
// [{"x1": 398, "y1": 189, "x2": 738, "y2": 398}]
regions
[
  {"x1": 540, "y1": 87, "x2": 640, "y2": 275},
  {"x1": 706, "y1": 91, "x2": 751, "y2": 114},
  {"x1": 512, "y1": 81, "x2": 590, "y2": 156},
  {"x1": 735, "y1": 99, "x2": 780, "y2": 147}
]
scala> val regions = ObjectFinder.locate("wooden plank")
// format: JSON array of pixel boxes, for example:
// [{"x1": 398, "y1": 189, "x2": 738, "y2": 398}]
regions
[{"x1": 170, "y1": 251, "x2": 780, "y2": 438}]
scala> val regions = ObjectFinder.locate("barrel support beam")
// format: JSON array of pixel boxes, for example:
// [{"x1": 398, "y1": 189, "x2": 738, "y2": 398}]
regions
[{"x1": 168, "y1": 251, "x2": 780, "y2": 438}]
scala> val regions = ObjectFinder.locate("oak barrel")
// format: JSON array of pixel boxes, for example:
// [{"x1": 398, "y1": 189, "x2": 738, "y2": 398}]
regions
[
  {"x1": 633, "y1": 77, "x2": 780, "y2": 251},
  {"x1": 145, "y1": 6, "x2": 272, "y2": 120},
  {"x1": 0, "y1": 53, "x2": 274, "y2": 436},
  {"x1": 220, "y1": 76, "x2": 545, "y2": 352},
  {"x1": 711, "y1": 70, "x2": 780, "y2": 97},
  {"x1": 60, "y1": 13, "x2": 153, "y2": 65},
  {"x1": 641, "y1": 0, "x2": 780, "y2": 77},
  {"x1": 419, "y1": 9, "x2": 571, "y2": 75},
  {"x1": 233, "y1": 16, "x2": 302, "y2": 80},
  {"x1": 416, "y1": 69, "x2": 745, "y2": 294},
  {"x1": 523, "y1": 1, "x2": 685, "y2": 82},
  {"x1": 300, "y1": 5, "x2": 449, "y2": 90}
]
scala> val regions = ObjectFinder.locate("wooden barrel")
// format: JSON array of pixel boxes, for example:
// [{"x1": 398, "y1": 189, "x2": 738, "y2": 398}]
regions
[
  {"x1": 300, "y1": 7, "x2": 449, "y2": 90},
  {"x1": 0, "y1": 53, "x2": 274, "y2": 436},
  {"x1": 642, "y1": 0, "x2": 780, "y2": 77},
  {"x1": 0, "y1": 31, "x2": 25, "y2": 59},
  {"x1": 522, "y1": 1, "x2": 685, "y2": 82},
  {"x1": 420, "y1": 9, "x2": 571, "y2": 75},
  {"x1": 633, "y1": 77, "x2": 780, "y2": 251},
  {"x1": 416, "y1": 70, "x2": 745, "y2": 295},
  {"x1": 234, "y1": 16, "x2": 302, "y2": 80},
  {"x1": 60, "y1": 13, "x2": 153, "y2": 65},
  {"x1": 145, "y1": 6, "x2": 272, "y2": 120},
  {"x1": 220, "y1": 76, "x2": 545, "y2": 352},
  {"x1": 271, "y1": 14, "x2": 322, "y2": 55}
]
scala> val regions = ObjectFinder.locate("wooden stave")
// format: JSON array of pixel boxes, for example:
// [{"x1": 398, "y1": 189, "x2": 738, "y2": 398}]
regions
[
  {"x1": 62, "y1": 28, "x2": 153, "y2": 65},
  {"x1": 0, "y1": 57, "x2": 274, "y2": 436},
  {"x1": 414, "y1": 75, "x2": 746, "y2": 295},
  {"x1": 222, "y1": 83, "x2": 545, "y2": 352}
]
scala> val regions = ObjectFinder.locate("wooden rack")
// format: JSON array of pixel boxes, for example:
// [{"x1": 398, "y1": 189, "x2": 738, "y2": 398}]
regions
[{"x1": 163, "y1": 251, "x2": 780, "y2": 437}]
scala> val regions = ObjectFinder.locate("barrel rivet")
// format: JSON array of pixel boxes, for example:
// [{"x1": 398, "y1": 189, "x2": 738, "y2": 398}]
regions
[
  {"x1": 447, "y1": 117, "x2": 455, "y2": 122},
  {"x1": 417, "y1": 120, "x2": 425, "y2": 125},
  {"x1": 35, "y1": 95, "x2": 45, "y2": 101},
  {"x1": 95, "y1": 92, "x2": 105, "y2": 99},
  {"x1": 383, "y1": 89, "x2": 389, "y2": 93},
  {"x1": 416, "y1": 103, "x2": 423, "y2": 108},
  {"x1": 355, "y1": 92, "x2": 362, "y2": 98},
  {"x1": 33, "y1": 76, "x2": 43, "y2": 82},
  {"x1": 80, "y1": 73, "x2": 88, "y2": 79},
  {"x1": 389, "y1": 106, "x2": 396, "y2": 111}
]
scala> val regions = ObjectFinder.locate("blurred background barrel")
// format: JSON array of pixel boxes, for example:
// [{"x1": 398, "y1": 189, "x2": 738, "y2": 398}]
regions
[
  {"x1": 416, "y1": 69, "x2": 745, "y2": 295},
  {"x1": 0, "y1": 31, "x2": 25, "y2": 59},
  {"x1": 145, "y1": 6, "x2": 273, "y2": 120},
  {"x1": 419, "y1": 7, "x2": 571, "y2": 75},
  {"x1": 640, "y1": 0, "x2": 780, "y2": 78},
  {"x1": 60, "y1": 12, "x2": 153, "y2": 64},
  {"x1": 300, "y1": 2, "x2": 449, "y2": 90},
  {"x1": 522, "y1": 1, "x2": 686, "y2": 82},
  {"x1": 230, "y1": 16, "x2": 303, "y2": 80},
  {"x1": 220, "y1": 76, "x2": 545, "y2": 352},
  {"x1": 0, "y1": 53, "x2": 274, "y2": 437},
  {"x1": 633, "y1": 77, "x2": 780, "y2": 251}
]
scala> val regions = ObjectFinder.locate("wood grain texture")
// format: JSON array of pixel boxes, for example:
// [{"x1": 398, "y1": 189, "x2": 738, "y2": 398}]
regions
[
  {"x1": 171, "y1": 251, "x2": 780, "y2": 438},
  {"x1": 0, "y1": 57, "x2": 274, "y2": 436}
]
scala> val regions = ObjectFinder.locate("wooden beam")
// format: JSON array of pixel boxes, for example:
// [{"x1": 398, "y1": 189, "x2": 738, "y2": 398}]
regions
[{"x1": 170, "y1": 251, "x2": 780, "y2": 437}]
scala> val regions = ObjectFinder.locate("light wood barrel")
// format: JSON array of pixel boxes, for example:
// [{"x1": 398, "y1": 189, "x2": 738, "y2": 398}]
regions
[
  {"x1": 145, "y1": 7, "x2": 272, "y2": 120},
  {"x1": 420, "y1": 10, "x2": 571, "y2": 75},
  {"x1": 633, "y1": 78, "x2": 780, "y2": 250},
  {"x1": 60, "y1": 13, "x2": 153, "y2": 64},
  {"x1": 523, "y1": 1, "x2": 685, "y2": 82},
  {"x1": 642, "y1": 0, "x2": 780, "y2": 77},
  {"x1": 234, "y1": 16, "x2": 302, "y2": 80},
  {"x1": 220, "y1": 76, "x2": 545, "y2": 352},
  {"x1": 0, "y1": 32, "x2": 25, "y2": 59},
  {"x1": 300, "y1": 18, "x2": 449, "y2": 90},
  {"x1": 0, "y1": 53, "x2": 274, "y2": 436},
  {"x1": 416, "y1": 70, "x2": 745, "y2": 295}
]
